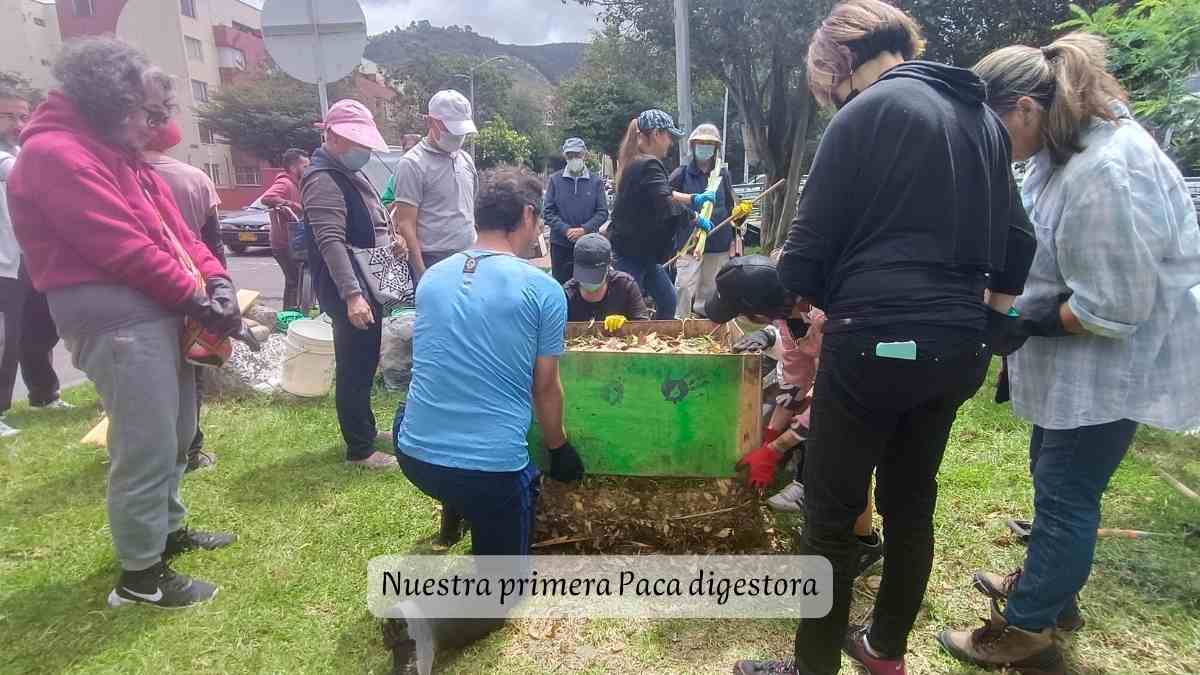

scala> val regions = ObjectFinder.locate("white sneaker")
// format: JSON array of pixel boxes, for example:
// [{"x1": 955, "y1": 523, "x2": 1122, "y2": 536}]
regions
[
  {"x1": 767, "y1": 481, "x2": 805, "y2": 513},
  {"x1": 0, "y1": 419, "x2": 20, "y2": 438},
  {"x1": 32, "y1": 399, "x2": 74, "y2": 411}
]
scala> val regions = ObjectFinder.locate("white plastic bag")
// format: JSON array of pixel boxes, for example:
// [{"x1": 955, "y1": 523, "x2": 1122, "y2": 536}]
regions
[{"x1": 380, "y1": 309, "x2": 416, "y2": 391}]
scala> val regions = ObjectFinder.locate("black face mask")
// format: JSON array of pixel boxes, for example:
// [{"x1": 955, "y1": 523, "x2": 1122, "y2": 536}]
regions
[
  {"x1": 785, "y1": 317, "x2": 811, "y2": 339},
  {"x1": 834, "y1": 88, "x2": 860, "y2": 110}
]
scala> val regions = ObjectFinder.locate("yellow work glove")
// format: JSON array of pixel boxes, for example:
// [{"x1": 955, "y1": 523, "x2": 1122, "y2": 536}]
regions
[
  {"x1": 604, "y1": 315, "x2": 628, "y2": 332},
  {"x1": 731, "y1": 200, "x2": 753, "y2": 223}
]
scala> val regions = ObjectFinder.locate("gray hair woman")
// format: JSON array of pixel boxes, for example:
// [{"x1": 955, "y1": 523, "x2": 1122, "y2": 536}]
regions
[
  {"x1": 938, "y1": 33, "x2": 1200, "y2": 672},
  {"x1": 7, "y1": 37, "x2": 241, "y2": 609}
]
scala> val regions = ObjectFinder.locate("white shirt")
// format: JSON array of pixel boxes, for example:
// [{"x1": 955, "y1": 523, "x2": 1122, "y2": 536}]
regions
[
  {"x1": 1009, "y1": 104, "x2": 1200, "y2": 432},
  {"x1": 0, "y1": 146, "x2": 21, "y2": 279}
]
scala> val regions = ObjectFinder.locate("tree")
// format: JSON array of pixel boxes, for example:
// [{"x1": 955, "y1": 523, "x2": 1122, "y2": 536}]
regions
[
  {"x1": 383, "y1": 54, "x2": 513, "y2": 129},
  {"x1": 895, "y1": 0, "x2": 1134, "y2": 67},
  {"x1": 195, "y1": 70, "x2": 324, "y2": 165},
  {"x1": 579, "y1": 0, "x2": 834, "y2": 248},
  {"x1": 1060, "y1": 0, "x2": 1200, "y2": 172},
  {"x1": 475, "y1": 116, "x2": 533, "y2": 169}
]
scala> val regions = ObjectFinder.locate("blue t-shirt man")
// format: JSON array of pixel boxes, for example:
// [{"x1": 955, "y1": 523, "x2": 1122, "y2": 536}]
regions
[{"x1": 397, "y1": 251, "x2": 568, "y2": 471}]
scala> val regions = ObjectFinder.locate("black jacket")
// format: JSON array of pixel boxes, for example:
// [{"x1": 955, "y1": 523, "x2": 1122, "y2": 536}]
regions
[
  {"x1": 610, "y1": 156, "x2": 682, "y2": 263},
  {"x1": 779, "y1": 61, "x2": 1035, "y2": 332}
]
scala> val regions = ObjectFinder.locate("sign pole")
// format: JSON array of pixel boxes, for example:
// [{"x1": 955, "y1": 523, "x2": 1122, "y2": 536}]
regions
[{"x1": 307, "y1": 0, "x2": 330, "y2": 116}]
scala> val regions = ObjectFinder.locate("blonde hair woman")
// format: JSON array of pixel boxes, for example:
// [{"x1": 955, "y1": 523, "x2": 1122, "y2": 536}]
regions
[
  {"x1": 608, "y1": 109, "x2": 716, "y2": 318},
  {"x1": 734, "y1": 0, "x2": 1037, "y2": 673},
  {"x1": 938, "y1": 33, "x2": 1200, "y2": 673}
]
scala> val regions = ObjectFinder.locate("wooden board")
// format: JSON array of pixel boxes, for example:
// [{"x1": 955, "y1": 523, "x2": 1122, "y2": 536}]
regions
[
  {"x1": 530, "y1": 320, "x2": 761, "y2": 478},
  {"x1": 80, "y1": 416, "x2": 108, "y2": 447},
  {"x1": 236, "y1": 289, "x2": 260, "y2": 315}
]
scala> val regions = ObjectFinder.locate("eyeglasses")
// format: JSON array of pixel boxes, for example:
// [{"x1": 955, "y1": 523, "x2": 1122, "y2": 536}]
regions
[
  {"x1": 0, "y1": 112, "x2": 30, "y2": 124},
  {"x1": 142, "y1": 105, "x2": 175, "y2": 129}
]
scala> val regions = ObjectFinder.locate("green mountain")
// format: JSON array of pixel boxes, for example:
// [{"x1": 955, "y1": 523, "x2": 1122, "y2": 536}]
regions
[{"x1": 365, "y1": 21, "x2": 586, "y2": 87}]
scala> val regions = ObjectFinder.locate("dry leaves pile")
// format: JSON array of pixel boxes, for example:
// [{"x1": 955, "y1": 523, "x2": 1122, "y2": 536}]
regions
[
  {"x1": 566, "y1": 332, "x2": 727, "y2": 354},
  {"x1": 534, "y1": 476, "x2": 783, "y2": 554}
]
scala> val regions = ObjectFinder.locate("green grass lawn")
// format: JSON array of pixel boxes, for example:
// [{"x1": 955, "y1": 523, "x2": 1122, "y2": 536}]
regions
[{"x1": 1, "y1": 365, "x2": 1197, "y2": 674}]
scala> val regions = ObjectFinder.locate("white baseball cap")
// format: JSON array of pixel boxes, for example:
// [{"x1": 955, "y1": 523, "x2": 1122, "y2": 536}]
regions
[{"x1": 428, "y1": 90, "x2": 478, "y2": 136}]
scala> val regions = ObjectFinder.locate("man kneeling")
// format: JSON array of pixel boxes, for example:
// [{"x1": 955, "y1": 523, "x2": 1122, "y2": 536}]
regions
[{"x1": 387, "y1": 166, "x2": 584, "y2": 674}]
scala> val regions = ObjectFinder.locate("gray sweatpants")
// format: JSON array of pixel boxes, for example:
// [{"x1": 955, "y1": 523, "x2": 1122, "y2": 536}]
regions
[{"x1": 66, "y1": 315, "x2": 196, "y2": 571}]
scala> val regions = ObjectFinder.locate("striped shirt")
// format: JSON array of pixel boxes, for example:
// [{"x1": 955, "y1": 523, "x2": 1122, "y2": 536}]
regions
[{"x1": 1009, "y1": 104, "x2": 1200, "y2": 432}]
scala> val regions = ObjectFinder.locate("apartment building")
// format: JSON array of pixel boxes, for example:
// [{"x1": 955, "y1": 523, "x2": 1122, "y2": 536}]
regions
[
  {"x1": 0, "y1": 0, "x2": 61, "y2": 91},
  {"x1": 57, "y1": 0, "x2": 270, "y2": 197}
]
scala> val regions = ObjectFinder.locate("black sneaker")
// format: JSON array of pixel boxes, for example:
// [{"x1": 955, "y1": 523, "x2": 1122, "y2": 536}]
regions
[
  {"x1": 164, "y1": 527, "x2": 238, "y2": 558},
  {"x1": 107, "y1": 562, "x2": 218, "y2": 609},
  {"x1": 382, "y1": 619, "x2": 419, "y2": 675},
  {"x1": 856, "y1": 529, "x2": 884, "y2": 577},
  {"x1": 186, "y1": 449, "x2": 216, "y2": 473}
]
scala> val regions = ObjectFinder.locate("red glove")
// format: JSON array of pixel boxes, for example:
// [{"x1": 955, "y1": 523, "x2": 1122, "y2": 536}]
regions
[{"x1": 737, "y1": 445, "x2": 782, "y2": 489}]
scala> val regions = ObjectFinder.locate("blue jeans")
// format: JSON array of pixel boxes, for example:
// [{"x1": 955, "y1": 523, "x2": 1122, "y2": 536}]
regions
[
  {"x1": 614, "y1": 254, "x2": 676, "y2": 319},
  {"x1": 1005, "y1": 419, "x2": 1138, "y2": 631},
  {"x1": 397, "y1": 451, "x2": 541, "y2": 556}
]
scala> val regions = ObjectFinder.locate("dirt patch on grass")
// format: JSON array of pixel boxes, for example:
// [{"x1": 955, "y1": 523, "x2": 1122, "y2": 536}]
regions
[{"x1": 534, "y1": 476, "x2": 786, "y2": 554}]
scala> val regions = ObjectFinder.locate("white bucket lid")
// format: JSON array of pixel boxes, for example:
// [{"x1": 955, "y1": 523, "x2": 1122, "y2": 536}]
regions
[{"x1": 288, "y1": 318, "x2": 334, "y2": 348}]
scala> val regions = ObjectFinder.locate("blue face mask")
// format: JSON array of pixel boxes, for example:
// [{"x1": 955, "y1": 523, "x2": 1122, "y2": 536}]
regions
[
  {"x1": 693, "y1": 145, "x2": 716, "y2": 162},
  {"x1": 338, "y1": 147, "x2": 372, "y2": 171}
]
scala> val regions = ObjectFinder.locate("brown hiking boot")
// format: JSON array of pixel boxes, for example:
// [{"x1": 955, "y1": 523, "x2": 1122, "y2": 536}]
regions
[
  {"x1": 973, "y1": 568, "x2": 1084, "y2": 632},
  {"x1": 936, "y1": 599, "x2": 1065, "y2": 675}
]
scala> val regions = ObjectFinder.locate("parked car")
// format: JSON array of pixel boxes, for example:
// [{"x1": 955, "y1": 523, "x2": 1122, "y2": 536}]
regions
[
  {"x1": 219, "y1": 196, "x2": 271, "y2": 254},
  {"x1": 218, "y1": 148, "x2": 430, "y2": 255}
]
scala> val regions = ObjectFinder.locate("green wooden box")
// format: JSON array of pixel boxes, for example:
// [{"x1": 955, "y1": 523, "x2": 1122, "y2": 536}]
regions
[{"x1": 530, "y1": 320, "x2": 762, "y2": 478}]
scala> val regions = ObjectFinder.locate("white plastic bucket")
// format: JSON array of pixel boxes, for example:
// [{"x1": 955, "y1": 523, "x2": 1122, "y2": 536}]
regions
[{"x1": 281, "y1": 318, "x2": 336, "y2": 397}]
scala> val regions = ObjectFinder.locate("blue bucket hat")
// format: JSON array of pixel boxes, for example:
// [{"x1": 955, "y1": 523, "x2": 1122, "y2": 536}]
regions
[{"x1": 637, "y1": 109, "x2": 685, "y2": 137}]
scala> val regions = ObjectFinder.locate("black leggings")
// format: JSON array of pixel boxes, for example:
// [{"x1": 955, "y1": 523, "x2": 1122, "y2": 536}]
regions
[{"x1": 793, "y1": 329, "x2": 989, "y2": 673}]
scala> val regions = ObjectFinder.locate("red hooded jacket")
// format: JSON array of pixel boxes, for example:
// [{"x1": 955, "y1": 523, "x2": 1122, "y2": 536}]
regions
[{"x1": 7, "y1": 92, "x2": 227, "y2": 310}]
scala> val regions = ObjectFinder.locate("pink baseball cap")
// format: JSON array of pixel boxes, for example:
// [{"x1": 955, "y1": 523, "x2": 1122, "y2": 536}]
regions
[{"x1": 322, "y1": 99, "x2": 388, "y2": 152}]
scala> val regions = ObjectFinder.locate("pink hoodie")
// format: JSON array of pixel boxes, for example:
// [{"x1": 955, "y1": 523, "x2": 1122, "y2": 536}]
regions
[{"x1": 7, "y1": 92, "x2": 226, "y2": 310}]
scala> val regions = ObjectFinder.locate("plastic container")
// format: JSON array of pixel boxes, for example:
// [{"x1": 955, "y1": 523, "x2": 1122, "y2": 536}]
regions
[
  {"x1": 280, "y1": 318, "x2": 336, "y2": 397},
  {"x1": 275, "y1": 310, "x2": 305, "y2": 334}
]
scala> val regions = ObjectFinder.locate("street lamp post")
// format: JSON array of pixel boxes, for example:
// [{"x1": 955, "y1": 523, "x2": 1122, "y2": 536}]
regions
[{"x1": 454, "y1": 55, "x2": 508, "y2": 157}]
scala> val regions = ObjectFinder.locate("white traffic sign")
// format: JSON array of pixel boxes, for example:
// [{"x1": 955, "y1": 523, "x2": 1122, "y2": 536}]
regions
[{"x1": 262, "y1": 0, "x2": 368, "y2": 114}]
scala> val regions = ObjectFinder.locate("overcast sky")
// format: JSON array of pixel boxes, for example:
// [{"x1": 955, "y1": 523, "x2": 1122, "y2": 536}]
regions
[{"x1": 360, "y1": 0, "x2": 601, "y2": 44}]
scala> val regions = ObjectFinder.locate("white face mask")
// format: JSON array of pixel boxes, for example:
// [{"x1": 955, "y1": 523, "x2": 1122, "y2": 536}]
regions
[
  {"x1": 435, "y1": 132, "x2": 466, "y2": 153},
  {"x1": 566, "y1": 158, "x2": 585, "y2": 174},
  {"x1": 693, "y1": 145, "x2": 716, "y2": 162}
]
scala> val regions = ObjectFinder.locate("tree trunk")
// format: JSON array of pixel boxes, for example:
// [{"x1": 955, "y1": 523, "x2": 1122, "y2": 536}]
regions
[{"x1": 772, "y1": 92, "x2": 816, "y2": 251}]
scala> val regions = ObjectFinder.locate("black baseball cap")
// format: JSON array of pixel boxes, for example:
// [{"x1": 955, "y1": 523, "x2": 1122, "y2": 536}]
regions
[
  {"x1": 704, "y1": 255, "x2": 791, "y2": 324},
  {"x1": 572, "y1": 233, "x2": 611, "y2": 286}
]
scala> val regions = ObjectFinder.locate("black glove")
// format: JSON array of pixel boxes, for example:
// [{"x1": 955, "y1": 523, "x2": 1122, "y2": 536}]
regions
[
  {"x1": 182, "y1": 277, "x2": 241, "y2": 338},
  {"x1": 995, "y1": 358, "x2": 1011, "y2": 404},
  {"x1": 233, "y1": 321, "x2": 262, "y2": 352},
  {"x1": 548, "y1": 441, "x2": 585, "y2": 483},
  {"x1": 732, "y1": 328, "x2": 776, "y2": 354},
  {"x1": 986, "y1": 294, "x2": 1075, "y2": 357}
]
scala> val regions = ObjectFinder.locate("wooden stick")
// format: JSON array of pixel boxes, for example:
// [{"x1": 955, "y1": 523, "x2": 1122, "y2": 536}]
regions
[
  {"x1": 531, "y1": 535, "x2": 593, "y2": 549},
  {"x1": 666, "y1": 179, "x2": 787, "y2": 266},
  {"x1": 667, "y1": 500, "x2": 755, "y2": 522},
  {"x1": 1159, "y1": 470, "x2": 1200, "y2": 502}
]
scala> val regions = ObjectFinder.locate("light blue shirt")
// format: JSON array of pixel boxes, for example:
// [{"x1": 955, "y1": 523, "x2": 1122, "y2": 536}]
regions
[
  {"x1": 1009, "y1": 103, "x2": 1200, "y2": 432},
  {"x1": 398, "y1": 250, "x2": 567, "y2": 471}
]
